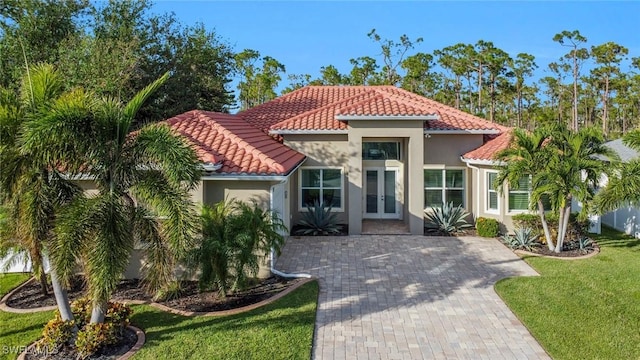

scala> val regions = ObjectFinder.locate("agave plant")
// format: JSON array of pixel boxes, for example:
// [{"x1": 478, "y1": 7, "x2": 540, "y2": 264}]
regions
[
  {"x1": 577, "y1": 237, "x2": 594, "y2": 253},
  {"x1": 424, "y1": 202, "x2": 472, "y2": 236},
  {"x1": 295, "y1": 200, "x2": 342, "y2": 236},
  {"x1": 501, "y1": 227, "x2": 540, "y2": 251}
]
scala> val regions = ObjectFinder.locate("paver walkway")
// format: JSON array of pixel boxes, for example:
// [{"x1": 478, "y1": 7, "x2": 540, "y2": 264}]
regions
[{"x1": 276, "y1": 235, "x2": 550, "y2": 359}]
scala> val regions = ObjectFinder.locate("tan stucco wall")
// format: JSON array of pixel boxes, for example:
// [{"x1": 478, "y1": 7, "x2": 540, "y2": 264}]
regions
[
  {"x1": 283, "y1": 134, "x2": 350, "y2": 226},
  {"x1": 469, "y1": 165, "x2": 525, "y2": 233},
  {"x1": 424, "y1": 134, "x2": 484, "y2": 166},
  {"x1": 347, "y1": 120, "x2": 424, "y2": 234},
  {"x1": 203, "y1": 180, "x2": 272, "y2": 209}
]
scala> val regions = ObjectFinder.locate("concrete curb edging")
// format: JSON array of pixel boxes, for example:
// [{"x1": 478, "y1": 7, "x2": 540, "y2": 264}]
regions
[
  {"x1": 515, "y1": 246, "x2": 600, "y2": 260},
  {"x1": 123, "y1": 277, "x2": 315, "y2": 316},
  {"x1": 16, "y1": 325, "x2": 145, "y2": 360},
  {"x1": 0, "y1": 276, "x2": 58, "y2": 313},
  {"x1": 2, "y1": 277, "x2": 316, "y2": 316}
]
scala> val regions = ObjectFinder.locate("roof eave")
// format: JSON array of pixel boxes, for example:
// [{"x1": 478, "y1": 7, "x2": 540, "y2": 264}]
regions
[
  {"x1": 269, "y1": 129, "x2": 348, "y2": 135},
  {"x1": 460, "y1": 157, "x2": 505, "y2": 166},
  {"x1": 425, "y1": 129, "x2": 502, "y2": 135},
  {"x1": 335, "y1": 114, "x2": 440, "y2": 121}
]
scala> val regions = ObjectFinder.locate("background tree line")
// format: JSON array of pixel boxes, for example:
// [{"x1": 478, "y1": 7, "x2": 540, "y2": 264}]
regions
[{"x1": 2, "y1": 1, "x2": 639, "y2": 138}]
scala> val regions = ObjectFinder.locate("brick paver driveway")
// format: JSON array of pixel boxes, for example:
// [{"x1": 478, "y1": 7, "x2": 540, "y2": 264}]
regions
[{"x1": 276, "y1": 235, "x2": 550, "y2": 359}]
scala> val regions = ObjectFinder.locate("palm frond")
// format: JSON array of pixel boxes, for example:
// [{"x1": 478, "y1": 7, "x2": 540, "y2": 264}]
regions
[
  {"x1": 131, "y1": 123, "x2": 200, "y2": 188},
  {"x1": 623, "y1": 130, "x2": 640, "y2": 151},
  {"x1": 122, "y1": 72, "x2": 170, "y2": 129}
]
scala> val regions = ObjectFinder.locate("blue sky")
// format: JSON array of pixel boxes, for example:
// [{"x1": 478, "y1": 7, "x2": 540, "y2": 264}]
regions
[{"x1": 152, "y1": 1, "x2": 639, "y2": 87}]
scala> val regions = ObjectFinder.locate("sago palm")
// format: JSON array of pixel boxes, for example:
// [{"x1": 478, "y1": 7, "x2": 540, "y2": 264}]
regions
[
  {"x1": 0, "y1": 64, "x2": 86, "y2": 321},
  {"x1": 25, "y1": 72, "x2": 202, "y2": 323}
]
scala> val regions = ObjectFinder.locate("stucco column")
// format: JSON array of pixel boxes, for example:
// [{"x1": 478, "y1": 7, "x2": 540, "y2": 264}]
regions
[
  {"x1": 408, "y1": 133, "x2": 424, "y2": 234},
  {"x1": 347, "y1": 132, "x2": 363, "y2": 234}
]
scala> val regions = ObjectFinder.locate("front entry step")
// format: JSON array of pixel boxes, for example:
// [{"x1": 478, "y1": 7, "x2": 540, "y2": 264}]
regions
[{"x1": 361, "y1": 219, "x2": 410, "y2": 235}]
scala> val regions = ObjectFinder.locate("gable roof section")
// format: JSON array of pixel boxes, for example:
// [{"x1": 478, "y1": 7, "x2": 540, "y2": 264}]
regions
[
  {"x1": 461, "y1": 131, "x2": 513, "y2": 164},
  {"x1": 165, "y1": 110, "x2": 305, "y2": 176},
  {"x1": 602, "y1": 138, "x2": 639, "y2": 163},
  {"x1": 250, "y1": 86, "x2": 505, "y2": 133}
]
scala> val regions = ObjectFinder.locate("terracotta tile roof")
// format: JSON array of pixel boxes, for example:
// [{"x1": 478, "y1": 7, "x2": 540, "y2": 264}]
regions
[
  {"x1": 462, "y1": 131, "x2": 513, "y2": 162},
  {"x1": 165, "y1": 110, "x2": 305, "y2": 176},
  {"x1": 245, "y1": 86, "x2": 507, "y2": 133}
]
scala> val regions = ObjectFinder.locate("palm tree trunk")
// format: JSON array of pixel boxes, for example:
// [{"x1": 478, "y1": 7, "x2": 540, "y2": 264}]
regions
[
  {"x1": 555, "y1": 206, "x2": 572, "y2": 253},
  {"x1": 537, "y1": 200, "x2": 555, "y2": 251},
  {"x1": 90, "y1": 303, "x2": 106, "y2": 324},
  {"x1": 38, "y1": 271, "x2": 49, "y2": 296},
  {"x1": 50, "y1": 269, "x2": 75, "y2": 323}
]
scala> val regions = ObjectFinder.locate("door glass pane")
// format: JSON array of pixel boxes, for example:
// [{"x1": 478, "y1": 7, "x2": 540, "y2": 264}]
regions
[
  {"x1": 366, "y1": 170, "x2": 378, "y2": 213},
  {"x1": 446, "y1": 170, "x2": 464, "y2": 188},
  {"x1": 424, "y1": 189, "x2": 442, "y2": 208},
  {"x1": 322, "y1": 169, "x2": 341, "y2": 187},
  {"x1": 446, "y1": 189, "x2": 464, "y2": 207},
  {"x1": 384, "y1": 170, "x2": 396, "y2": 214},
  {"x1": 424, "y1": 170, "x2": 442, "y2": 187}
]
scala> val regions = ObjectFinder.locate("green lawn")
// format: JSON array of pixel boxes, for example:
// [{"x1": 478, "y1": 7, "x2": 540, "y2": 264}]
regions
[
  {"x1": 0, "y1": 276, "x2": 318, "y2": 360},
  {"x1": 495, "y1": 226, "x2": 640, "y2": 360}
]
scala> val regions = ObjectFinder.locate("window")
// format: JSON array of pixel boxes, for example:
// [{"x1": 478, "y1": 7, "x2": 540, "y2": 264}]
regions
[
  {"x1": 362, "y1": 142, "x2": 400, "y2": 160},
  {"x1": 300, "y1": 168, "x2": 343, "y2": 210},
  {"x1": 508, "y1": 176, "x2": 531, "y2": 211},
  {"x1": 424, "y1": 169, "x2": 465, "y2": 208},
  {"x1": 486, "y1": 172, "x2": 499, "y2": 212}
]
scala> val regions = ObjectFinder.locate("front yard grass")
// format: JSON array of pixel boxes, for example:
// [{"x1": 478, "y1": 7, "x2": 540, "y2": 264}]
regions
[
  {"x1": 495, "y1": 226, "x2": 640, "y2": 359},
  {"x1": 0, "y1": 276, "x2": 318, "y2": 360}
]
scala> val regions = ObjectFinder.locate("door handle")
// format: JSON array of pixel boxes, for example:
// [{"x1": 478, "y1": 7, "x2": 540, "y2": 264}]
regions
[{"x1": 381, "y1": 195, "x2": 384, "y2": 201}]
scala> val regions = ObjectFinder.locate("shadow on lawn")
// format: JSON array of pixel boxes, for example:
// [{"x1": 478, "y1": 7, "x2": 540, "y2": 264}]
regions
[
  {"x1": 593, "y1": 227, "x2": 640, "y2": 249},
  {"x1": 129, "y1": 282, "x2": 317, "y2": 349}
]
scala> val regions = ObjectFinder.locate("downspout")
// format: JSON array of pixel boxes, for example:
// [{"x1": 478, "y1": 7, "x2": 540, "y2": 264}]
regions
[
  {"x1": 464, "y1": 160, "x2": 481, "y2": 220},
  {"x1": 269, "y1": 166, "x2": 311, "y2": 279}
]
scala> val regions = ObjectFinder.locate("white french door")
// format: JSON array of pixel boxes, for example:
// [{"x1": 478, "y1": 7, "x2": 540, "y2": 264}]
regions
[{"x1": 363, "y1": 167, "x2": 400, "y2": 219}]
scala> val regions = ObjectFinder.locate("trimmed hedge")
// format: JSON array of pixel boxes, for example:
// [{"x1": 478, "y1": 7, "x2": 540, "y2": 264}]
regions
[{"x1": 476, "y1": 217, "x2": 500, "y2": 237}]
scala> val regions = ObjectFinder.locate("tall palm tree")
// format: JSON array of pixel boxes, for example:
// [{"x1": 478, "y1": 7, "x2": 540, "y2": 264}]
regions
[
  {"x1": 0, "y1": 64, "x2": 86, "y2": 321},
  {"x1": 495, "y1": 128, "x2": 555, "y2": 250},
  {"x1": 541, "y1": 125, "x2": 615, "y2": 252},
  {"x1": 25, "y1": 72, "x2": 202, "y2": 323},
  {"x1": 595, "y1": 130, "x2": 640, "y2": 213}
]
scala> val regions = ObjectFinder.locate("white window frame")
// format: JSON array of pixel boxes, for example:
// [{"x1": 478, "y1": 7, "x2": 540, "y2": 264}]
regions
[
  {"x1": 486, "y1": 171, "x2": 500, "y2": 214},
  {"x1": 423, "y1": 167, "x2": 466, "y2": 209},
  {"x1": 298, "y1": 167, "x2": 344, "y2": 212},
  {"x1": 507, "y1": 176, "x2": 532, "y2": 214}
]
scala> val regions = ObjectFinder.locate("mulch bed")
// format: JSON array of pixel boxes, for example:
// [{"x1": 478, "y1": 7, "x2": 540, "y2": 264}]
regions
[
  {"x1": 6, "y1": 275, "x2": 302, "y2": 312},
  {"x1": 24, "y1": 327, "x2": 138, "y2": 360},
  {"x1": 525, "y1": 241, "x2": 599, "y2": 258}
]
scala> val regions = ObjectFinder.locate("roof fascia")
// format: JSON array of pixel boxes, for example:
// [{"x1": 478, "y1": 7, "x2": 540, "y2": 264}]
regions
[
  {"x1": 425, "y1": 129, "x2": 502, "y2": 135},
  {"x1": 335, "y1": 115, "x2": 439, "y2": 121},
  {"x1": 269, "y1": 129, "x2": 348, "y2": 135}
]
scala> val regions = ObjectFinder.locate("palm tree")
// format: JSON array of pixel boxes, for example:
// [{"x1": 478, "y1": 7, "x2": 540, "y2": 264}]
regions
[
  {"x1": 0, "y1": 64, "x2": 86, "y2": 321},
  {"x1": 595, "y1": 129, "x2": 640, "y2": 213},
  {"x1": 497, "y1": 125, "x2": 615, "y2": 252},
  {"x1": 25, "y1": 72, "x2": 202, "y2": 323},
  {"x1": 541, "y1": 126, "x2": 615, "y2": 252},
  {"x1": 495, "y1": 128, "x2": 555, "y2": 250}
]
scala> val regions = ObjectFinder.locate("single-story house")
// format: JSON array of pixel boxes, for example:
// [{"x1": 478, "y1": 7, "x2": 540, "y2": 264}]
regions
[
  {"x1": 162, "y1": 85, "x2": 528, "y2": 235},
  {"x1": 599, "y1": 138, "x2": 640, "y2": 237}
]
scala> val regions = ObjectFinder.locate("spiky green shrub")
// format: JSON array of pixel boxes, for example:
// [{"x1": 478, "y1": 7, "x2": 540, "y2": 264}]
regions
[
  {"x1": 501, "y1": 227, "x2": 540, "y2": 251},
  {"x1": 424, "y1": 202, "x2": 472, "y2": 236},
  {"x1": 476, "y1": 217, "x2": 500, "y2": 237},
  {"x1": 295, "y1": 200, "x2": 343, "y2": 236}
]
